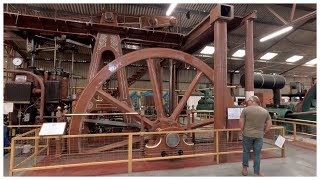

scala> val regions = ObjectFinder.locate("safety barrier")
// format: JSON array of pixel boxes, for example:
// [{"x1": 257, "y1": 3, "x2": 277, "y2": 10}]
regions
[
  {"x1": 8, "y1": 118, "x2": 284, "y2": 176},
  {"x1": 272, "y1": 118, "x2": 316, "y2": 144},
  {"x1": 4, "y1": 125, "x2": 42, "y2": 152}
]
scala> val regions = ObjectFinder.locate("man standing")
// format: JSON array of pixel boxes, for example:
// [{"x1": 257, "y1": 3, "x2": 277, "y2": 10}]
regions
[
  {"x1": 239, "y1": 96, "x2": 272, "y2": 176},
  {"x1": 4, "y1": 115, "x2": 11, "y2": 155}
]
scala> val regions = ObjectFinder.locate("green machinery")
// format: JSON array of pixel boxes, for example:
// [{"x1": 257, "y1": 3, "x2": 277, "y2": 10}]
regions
[
  {"x1": 267, "y1": 83, "x2": 316, "y2": 134},
  {"x1": 130, "y1": 91, "x2": 169, "y2": 115},
  {"x1": 196, "y1": 85, "x2": 214, "y2": 111},
  {"x1": 267, "y1": 83, "x2": 316, "y2": 121}
]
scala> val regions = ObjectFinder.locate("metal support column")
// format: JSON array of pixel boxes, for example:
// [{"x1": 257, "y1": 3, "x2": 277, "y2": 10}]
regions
[
  {"x1": 211, "y1": 4, "x2": 234, "y2": 163},
  {"x1": 244, "y1": 14, "x2": 256, "y2": 100},
  {"x1": 211, "y1": 4, "x2": 234, "y2": 129}
]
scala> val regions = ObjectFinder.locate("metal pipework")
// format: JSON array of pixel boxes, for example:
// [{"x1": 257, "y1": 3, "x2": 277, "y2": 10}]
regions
[
  {"x1": 54, "y1": 37, "x2": 57, "y2": 68},
  {"x1": 240, "y1": 73, "x2": 286, "y2": 89},
  {"x1": 30, "y1": 38, "x2": 36, "y2": 67},
  {"x1": 240, "y1": 73, "x2": 286, "y2": 107},
  {"x1": 4, "y1": 69, "x2": 45, "y2": 122},
  {"x1": 30, "y1": 53, "x2": 35, "y2": 67}
]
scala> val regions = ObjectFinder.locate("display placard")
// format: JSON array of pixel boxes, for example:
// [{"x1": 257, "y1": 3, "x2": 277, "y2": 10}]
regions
[
  {"x1": 227, "y1": 107, "x2": 244, "y2": 120},
  {"x1": 39, "y1": 122, "x2": 67, "y2": 136},
  {"x1": 275, "y1": 135, "x2": 286, "y2": 148},
  {"x1": 3, "y1": 102, "x2": 14, "y2": 114}
]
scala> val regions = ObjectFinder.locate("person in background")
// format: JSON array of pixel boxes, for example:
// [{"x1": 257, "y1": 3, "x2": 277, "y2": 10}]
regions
[
  {"x1": 239, "y1": 96, "x2": 272, "y2": 176},
  {"x1": 4, "y1": 115, "x2": 10, "y2": 155}
]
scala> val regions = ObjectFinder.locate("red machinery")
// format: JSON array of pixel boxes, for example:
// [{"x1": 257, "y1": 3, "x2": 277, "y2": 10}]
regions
[{"x1": 4, "y1": 5, "x2": 256, "y2": 157}]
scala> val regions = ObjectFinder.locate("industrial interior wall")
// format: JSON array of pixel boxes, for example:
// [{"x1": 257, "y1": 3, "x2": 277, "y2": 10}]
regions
[{"x1": 9, "y1": 60, "x2": 314, "y2": 96}]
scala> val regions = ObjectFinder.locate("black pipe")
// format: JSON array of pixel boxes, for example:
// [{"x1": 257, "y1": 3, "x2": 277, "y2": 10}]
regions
[
  {"x1": 240, "y1": 73, "x2": 286, "y2": 89},
  {"x1": 273, "y1": 88, "x2": 281, "y2": 107},
  {"x1": 240, "y1": 73, "x2": 286, "y2": 107}
]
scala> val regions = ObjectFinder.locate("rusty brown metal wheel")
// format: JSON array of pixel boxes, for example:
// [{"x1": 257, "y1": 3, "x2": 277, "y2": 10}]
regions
[{"x1": 69, "y1": 48, "x2": 215, "y2": 152}]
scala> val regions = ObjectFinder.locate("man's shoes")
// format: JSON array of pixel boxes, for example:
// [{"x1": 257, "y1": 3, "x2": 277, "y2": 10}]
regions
[
  {"x1": 254, "y1": 173, "x2": 264, "y2": 176},
  {"x1": 242, "y1": 168, "x2": 248, "y2": 176}
]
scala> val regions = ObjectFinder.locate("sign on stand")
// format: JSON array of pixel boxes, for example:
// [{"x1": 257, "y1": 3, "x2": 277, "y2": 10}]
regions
[{"x1": 39, "y1": 122, "x2": 67, "y2": 136}]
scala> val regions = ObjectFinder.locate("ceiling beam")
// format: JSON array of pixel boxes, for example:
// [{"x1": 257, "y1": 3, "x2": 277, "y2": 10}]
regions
[
  {"x1": 279, "y1": 58, "x2": 316, "y2": 75},
  {"x1": 7, "y1": 4, "x2": 97, "y2": 18},
  {"x1": 4, "y1": 40, "x2": 28, "y2": 60},
  {"x1": 276, "y1": 4, "x2": 316, "y2": 12},
  {"x1": 265, "y1": 5, "x2": 288, "y2": 25},
  {"x1": 232, "y1": 16, "x2": 316, "y2": 72}
]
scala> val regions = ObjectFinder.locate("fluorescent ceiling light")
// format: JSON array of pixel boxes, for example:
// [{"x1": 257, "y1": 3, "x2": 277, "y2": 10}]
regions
[
  {"x1": 232, "y1": 49, "x2": 245, "y2": 57},
  {"x1": 166, "y1": 3, "x2": 177, "y2": 16},
  {"x1": 260, "y1": 52, "x2": 278, "y2": 60},
  {"x1": 285, "y1": 55, "x2": 303, "y2": 62},
  {"x1": 260, "y1": 26, "x2": 293, "y2": 42},
  {"x1": 124, "y1": 44, "x2": 140, "y2": 50},
  {"x1": 305, "y1": 58, "x2": 317, "y2": 65},
  {"x1": 200, "y1": 46, "x2": 215, "y2": 55}
]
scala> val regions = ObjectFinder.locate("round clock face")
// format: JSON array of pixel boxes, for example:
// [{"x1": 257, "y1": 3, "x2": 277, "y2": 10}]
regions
[{"x1": 12, "y1": 58, "x2": 23, "y2": 66}]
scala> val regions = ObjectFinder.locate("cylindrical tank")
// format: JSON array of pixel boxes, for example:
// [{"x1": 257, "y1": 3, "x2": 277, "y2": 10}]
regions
[
  {"x1": 240, "y1": 73, "x2": 286, "y2": 89},
  {"x1": 48, "y1": 68, "x2": 70, "y2": 99},
  {"x1": 60, "y1": 74, "x2": 69, "y2": 99}
]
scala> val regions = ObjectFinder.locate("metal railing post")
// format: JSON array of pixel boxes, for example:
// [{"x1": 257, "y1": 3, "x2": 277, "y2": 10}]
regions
[
  {"x1": 46, "y1": 138, "x2": 50, "y2": 156},
  {"x1": 281, "y1": 127, "x2": 286, "y2": 158},
  {"x1": 9, "y1": 137, "x2": 16, "y2": 176},
  {"x1": 215, "y1": 130, "x2": 219, "y2": 164},
  {"x1": 128, "y1": 134, "x2": 133, "y2": 173},
  {"x1": 140, "y1": 106, "x2": 145, "y2": 151},
  {"x1": 34, "y1": 129, "x2": 40, "y2": 166},
  {"x1": 293, "y1": 123, "x2": 297, "y2": 141}
]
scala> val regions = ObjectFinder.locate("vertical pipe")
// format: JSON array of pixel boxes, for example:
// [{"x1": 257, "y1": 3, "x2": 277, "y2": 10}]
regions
[
  {"x1": 128, "y1": 134, "x2": 133, "y2": 173},
  {"x1": 187, "y1": 106, "x2": 191, "y2": 130},
  {"x1": 213, "y1": 20, "x2": 228, "y2": 129},
  {"x1": 71, "y1": 50, "x2": 75, "y2": 97},
  {"x1": 273, "y1": 88, "x2": 281, "y2": 107},
  {"x1": 58, "y1": 51, "x2": 62, "y2": 68},
  {"x1": 245, "y1": 19, "x2": 254, "y2": 100},
  {"x1": 187, "y1": 106, "x2": 191, "y2": 138},
  {"x1": 53, "y1": 38, "x2": 57, "y2": 69},
  {"x1": 30, "y1": 38, "x2": 35, "y2": 67}
]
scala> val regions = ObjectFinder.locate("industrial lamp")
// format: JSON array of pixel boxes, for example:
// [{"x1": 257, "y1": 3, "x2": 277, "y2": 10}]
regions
[{"x1": 260, "y1": 26, "x2": 293, "y2": 42}]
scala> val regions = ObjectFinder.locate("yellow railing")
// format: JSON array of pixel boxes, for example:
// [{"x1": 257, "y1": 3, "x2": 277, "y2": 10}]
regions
[
  {"x1": 8, "y1": 126, "x2": 285, "y2": 176},
  {"x1": 272, "y1": 118, "x2": 316, "y2": 143},
  {"x1": 4, "y1": 125, "x2": 42, "y2": 151}
]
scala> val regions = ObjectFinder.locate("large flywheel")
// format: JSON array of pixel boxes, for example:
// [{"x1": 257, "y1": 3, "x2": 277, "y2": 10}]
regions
[{"x1": 69, "y1": 48, "x2": 215, "y2": 152}]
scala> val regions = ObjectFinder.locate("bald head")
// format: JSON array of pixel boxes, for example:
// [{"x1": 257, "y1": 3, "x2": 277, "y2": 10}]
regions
[{"x1": 248, "y1": 96, "x2": 261, "y2": 106}]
